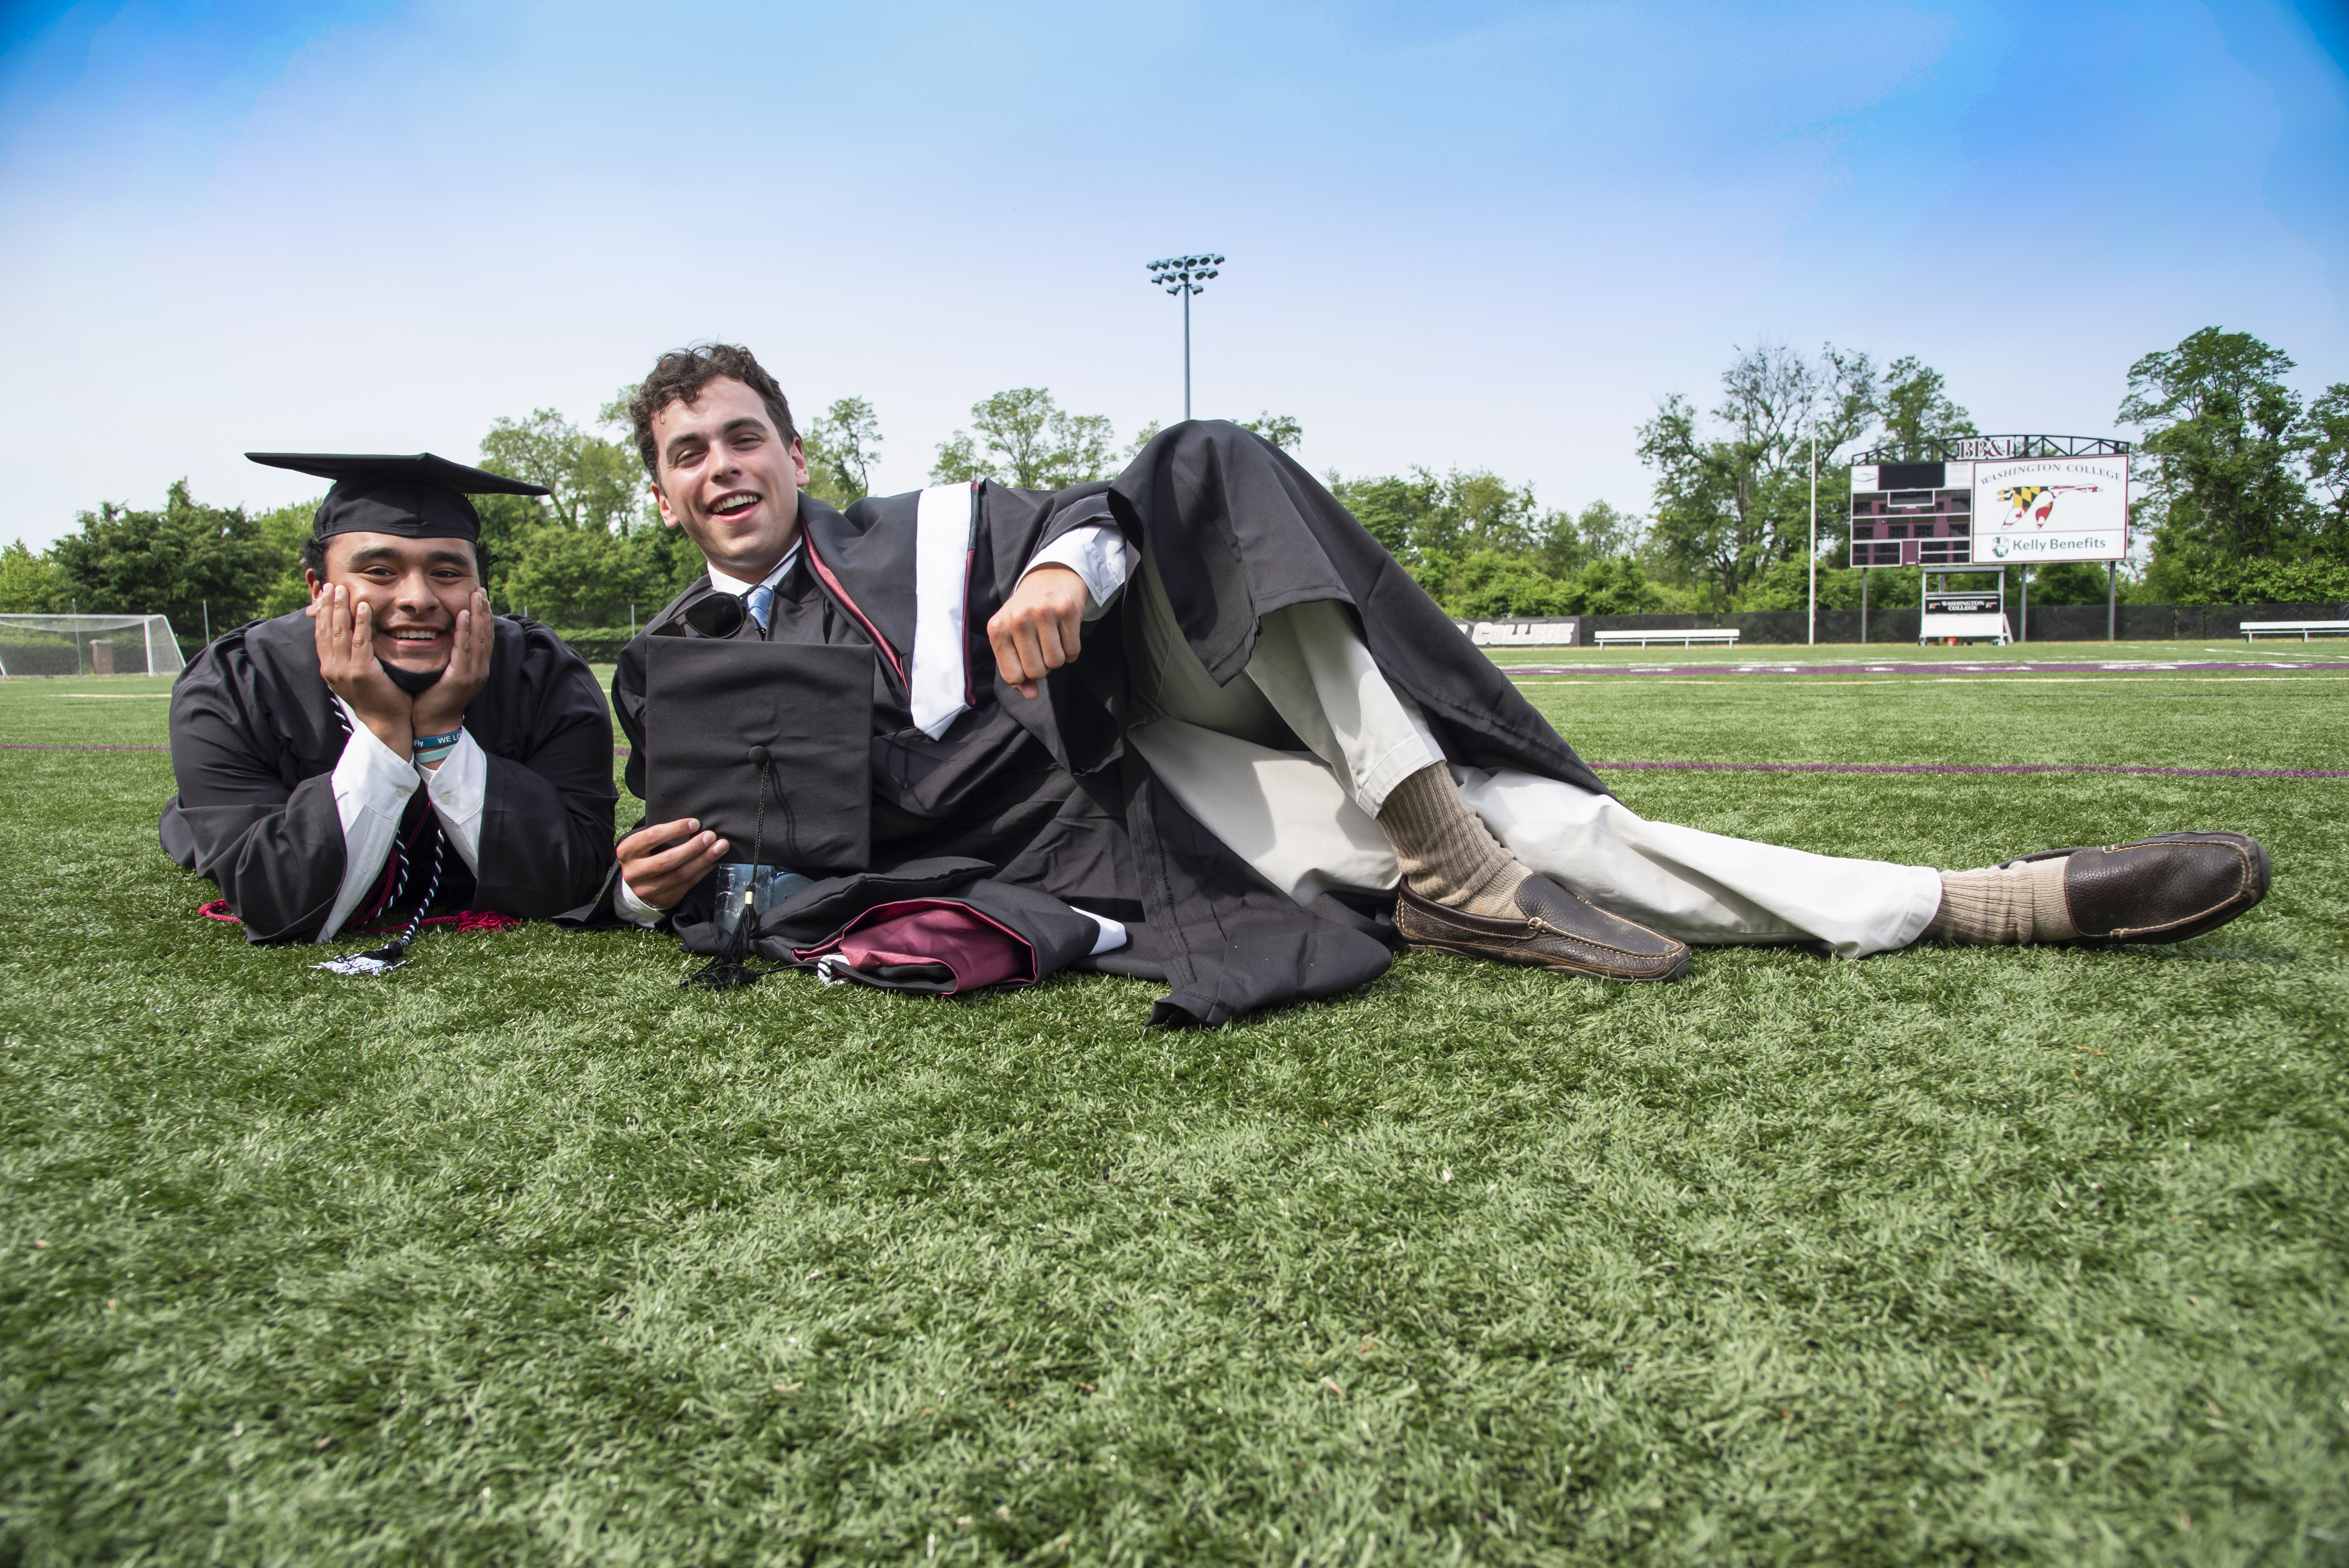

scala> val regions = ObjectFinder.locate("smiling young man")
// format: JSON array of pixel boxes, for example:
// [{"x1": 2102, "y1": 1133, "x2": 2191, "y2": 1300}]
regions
[
  {"x1": 601, "y1": 351, "x2": 1121, "y2": 918},
  {"x1": 162, "y1": 453, "x2": 617, "y2": 943},
  {"x1": 597, "y1": 344, "x2": 2270, "y2": 1026}
]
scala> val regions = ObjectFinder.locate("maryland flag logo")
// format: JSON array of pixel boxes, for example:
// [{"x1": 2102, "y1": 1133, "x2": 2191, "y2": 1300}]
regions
[{"x1": 1996, "y1": 484, "x2": 2099, "y2": 528}]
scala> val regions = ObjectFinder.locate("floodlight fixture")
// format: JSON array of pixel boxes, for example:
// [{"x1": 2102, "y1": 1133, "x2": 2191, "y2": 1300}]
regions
[{"x1": 1145, "y1": 253, "x2": 1225, "y2": 419}]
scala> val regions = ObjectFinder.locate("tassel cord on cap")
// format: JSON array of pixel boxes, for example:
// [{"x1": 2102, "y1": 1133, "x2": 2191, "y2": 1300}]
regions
[
  {"x1": 314, "y1": 830, "x2": 444, "y2": 977},
  {"x1": 683, "y1": 745, "x2": 775, "y2": 991}
]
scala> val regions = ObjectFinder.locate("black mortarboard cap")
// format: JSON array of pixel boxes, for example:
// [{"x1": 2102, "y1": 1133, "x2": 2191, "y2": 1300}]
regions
[
  {"x1": 246, "y1": 451, "x2": 551, "y2": 543},
  {"x1": 644, "y1": 638, "x2": 874, "y2": 876}
]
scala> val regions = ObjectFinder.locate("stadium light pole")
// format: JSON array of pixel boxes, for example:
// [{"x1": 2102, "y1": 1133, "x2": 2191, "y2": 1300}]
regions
[
  {"x1": 1806, "y1": 428, "x2": 1818, "y2": 646},
  {"x1": 1147, "y1": 254, "x2": 1223, "y2": 421}
]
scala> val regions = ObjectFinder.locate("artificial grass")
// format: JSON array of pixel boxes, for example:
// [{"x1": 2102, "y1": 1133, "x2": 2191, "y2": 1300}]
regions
[{"x1": 1, "y1": 668, "x2": 2344, "y2": 1564}]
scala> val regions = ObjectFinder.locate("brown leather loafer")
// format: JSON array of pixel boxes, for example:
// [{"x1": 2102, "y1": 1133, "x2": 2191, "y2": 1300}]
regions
[
  {"x1": 2006, "y1": 831, "x2": 2270, "y2": 943},
  {"x1": 1395, "y1": 874, "x2": 1691, "y2": 981}
]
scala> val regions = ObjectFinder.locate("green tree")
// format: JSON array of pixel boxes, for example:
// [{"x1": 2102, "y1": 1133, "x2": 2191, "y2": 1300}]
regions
[
  {"x1": 0, "y1": 539, "x2": 70, "y2": 611},
  {"x1": 1561, "y1": 556, "x2": 1666, "y2": 615},
  {"x1": 1873, "y1": 356, "x2": 1978, "y2": 460},
  {"x1": 501, "y1": 526, "x2": 674, "y2": 625},
  {"x1": 2121, "y1": 328, "x2": 2320, "y2": 602},
  {"x1": 2301, "y1": 381, "x2": 2349, "y2": 533},
  {"x1": 49, "y1": 481, "x2": 286, "y2": 638},
  {"x1": 1639, "y1": 342, "x2": 1876, "y2": 607},
  {"x1": 1533, "y1": 509, "x2": 1585, "y2": 579},
  {"x1": 475, "y1": 401, "x2": 707, "y2": 618},
  {"x1": 1239, "y1": 412, "x2": 1303, "y2": 452},
  {"x1": 2023, "y1": 561, "x2": 2115, "y2": 607},
  {"x1": 803, "y1": 397, "x2": 882, "y2": 508},
  {"x1": 1570, "y1": 500, "x2": 1643, "y2": 562},
  {"x1": 252, "y1": 498, "x2": 323, "y2": 617},
  {"x1": 1327, "y1": 470, "x2": 1442, "y2": 563},
  {"x1": 479, "y1": 409, "x2": 646, "y2": 535},
  {"x1": 932, "y1": 388, "x2": 1117, "y2": 489},
  {"x1": 1734, "y1": 552, "x2": 1825, "y2": 611},
  {"x1": 1122, "y1": 421, "x2": 1163, "y2": 465},
  {"x1": 1326, "y1": 468, "x2": 1561, "y2": 567},
  {"x1": 1445, "y1": 470, "x2": 1546, "y2": 556},
  {"x1": 1326, "y1": 466, "x2": 1589, "y2": 608},
  {"x1": 1445, "y1": 552, "x2": 1572, "y2": 617}
]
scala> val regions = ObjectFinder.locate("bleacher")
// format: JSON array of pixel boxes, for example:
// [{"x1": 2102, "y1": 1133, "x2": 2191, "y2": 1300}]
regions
[
  {"x1": 1590, "y1": 628, "x2": 1741, "y2": 649},
  {"x1": 2240, "y1": 620, "x2": 2349, "y2": 643}
]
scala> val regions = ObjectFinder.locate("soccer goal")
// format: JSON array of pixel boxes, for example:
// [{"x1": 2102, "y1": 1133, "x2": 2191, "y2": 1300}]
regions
[{"x1": 0, "y1": 614, "x2": 187, "y2": 677}]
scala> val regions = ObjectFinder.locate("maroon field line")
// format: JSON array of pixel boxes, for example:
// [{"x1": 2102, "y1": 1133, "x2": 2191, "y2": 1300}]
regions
[
  {"x1": 6, "y1": 742, "x2": 2342, "y2": 780},
  {"x1": 1501, "y1": 658, "x2": 2349, "y2": 677},
  {"x1": 1589, "y1": 759, "x2": 2349, "y2": 780}
]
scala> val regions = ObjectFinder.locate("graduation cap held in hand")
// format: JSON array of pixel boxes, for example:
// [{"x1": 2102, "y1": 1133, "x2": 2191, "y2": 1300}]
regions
[{"x1": 645, "y1": 638, "x2": 873, "y2": 989}]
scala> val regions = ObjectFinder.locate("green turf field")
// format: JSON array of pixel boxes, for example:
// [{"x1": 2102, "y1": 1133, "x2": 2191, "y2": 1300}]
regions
[{"x1": 3, "y1": 656, "x2": 2344, "y2": 1565}]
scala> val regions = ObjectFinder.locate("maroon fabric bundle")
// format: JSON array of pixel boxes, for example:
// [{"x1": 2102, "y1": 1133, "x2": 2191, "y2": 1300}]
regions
[{"x1": 800, "y1": 898, "x2": 1035, "y2": 993}]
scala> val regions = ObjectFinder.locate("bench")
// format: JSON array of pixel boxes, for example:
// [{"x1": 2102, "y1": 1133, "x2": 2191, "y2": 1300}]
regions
[
  {"x1": 1591, "y1": 628, "x2": 1741, "y2": 649},
  {"x1": 2241, "y1": 620, "x2": 2349, "y2": 643}
]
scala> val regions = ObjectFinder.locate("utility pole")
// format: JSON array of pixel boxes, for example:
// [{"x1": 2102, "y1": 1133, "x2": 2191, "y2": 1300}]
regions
[
  {"x1": 1146, "y1": 254, "x2": 1223, "y2": 421},
  {"x1": 1806, "y1": 428, "x2": 1818, "y2": 647}
]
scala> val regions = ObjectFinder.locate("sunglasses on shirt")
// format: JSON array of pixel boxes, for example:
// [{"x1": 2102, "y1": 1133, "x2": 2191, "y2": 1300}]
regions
[{"x1": 680, "y1": 592, "x2": 750, "y2": 639}]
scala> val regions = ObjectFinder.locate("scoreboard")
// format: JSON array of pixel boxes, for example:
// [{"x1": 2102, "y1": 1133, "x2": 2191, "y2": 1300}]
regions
[
  {"x1": 1852, "y1": 454, "x2": 2128, "y2": 566},
  {"x1": 1849, "y1": 461, "x2": 1974, "y2": 568}
]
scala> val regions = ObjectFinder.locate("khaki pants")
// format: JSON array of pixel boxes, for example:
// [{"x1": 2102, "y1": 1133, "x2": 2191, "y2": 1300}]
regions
[{"x1": 1124, "y1": 559, "x2": 1942, "y2": 957}]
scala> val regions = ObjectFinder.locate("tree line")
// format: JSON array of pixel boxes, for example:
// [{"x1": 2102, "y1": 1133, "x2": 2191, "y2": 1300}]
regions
[
  {"x1": 3, "y1": 324, "x2": 2340, "y2": 642},
  {"x1": 1629, "y1": 328, "x2": 2347, "y2": 616}
]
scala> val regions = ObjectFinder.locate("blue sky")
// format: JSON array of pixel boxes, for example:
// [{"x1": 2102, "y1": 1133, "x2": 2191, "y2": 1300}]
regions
[{"x1": 1, "y1": 0, "x2": 2343, "y2": 546}]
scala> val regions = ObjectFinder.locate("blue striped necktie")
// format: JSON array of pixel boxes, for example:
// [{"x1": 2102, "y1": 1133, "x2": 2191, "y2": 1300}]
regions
[{"x1": 745, "y1": 583, "x2": 774, "y2": 634}]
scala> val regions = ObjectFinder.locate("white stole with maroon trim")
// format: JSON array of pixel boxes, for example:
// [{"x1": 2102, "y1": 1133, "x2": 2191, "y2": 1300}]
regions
[{"x1": 910, "y1": 482, "x2": 978, "y2": 739}]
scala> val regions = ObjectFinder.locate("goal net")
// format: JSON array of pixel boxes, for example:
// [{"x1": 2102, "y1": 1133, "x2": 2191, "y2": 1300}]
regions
[{"x1": 0, "y1": 614, "x2": 187, "y2": 677}]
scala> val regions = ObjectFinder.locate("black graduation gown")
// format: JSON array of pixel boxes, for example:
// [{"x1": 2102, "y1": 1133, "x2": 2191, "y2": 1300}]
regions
[
  {"x1": 161, "y1": 610, "x2": 618, "y2": 942},
  {"x1": 606, "y1": 421, "x2": 1606, "y2": 1027}
]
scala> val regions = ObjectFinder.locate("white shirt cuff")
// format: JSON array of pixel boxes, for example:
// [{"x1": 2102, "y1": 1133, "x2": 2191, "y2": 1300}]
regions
[
  {"x1": 422, "y1": 731, "x2": 486, "y2": 875},
  {"x1": 613, "y1": 871, "x2": 669, "y2": 927},
  {"x1": 1022, "y1": 524, "x2": 1139, "y2": 622},
  {"x1": 321, "y1": 699, "x2": 419, "y2": 941}
]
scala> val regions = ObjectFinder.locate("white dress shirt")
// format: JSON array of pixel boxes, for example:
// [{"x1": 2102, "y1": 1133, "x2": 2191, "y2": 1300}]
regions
[
  {"x1": 706, "y1": 541, "x2": 803, "y2": 604},
  {"x1": 319, "y1": 696, "x2": 488, "y2": 942},
  {"x1": 1025, "y1": 526, "x2": 1139, "y2": 620}
]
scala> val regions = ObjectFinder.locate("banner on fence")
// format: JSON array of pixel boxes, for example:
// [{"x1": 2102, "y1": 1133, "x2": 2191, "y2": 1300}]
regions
[{"x1": 1453, "y1": 617, "x2": 1581, "y2": 648}]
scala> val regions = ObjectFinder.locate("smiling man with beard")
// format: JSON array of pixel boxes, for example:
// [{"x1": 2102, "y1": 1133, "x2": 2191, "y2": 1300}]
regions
[{"x1": 160, "y1": 453, "x2": 617, "y2": 943}]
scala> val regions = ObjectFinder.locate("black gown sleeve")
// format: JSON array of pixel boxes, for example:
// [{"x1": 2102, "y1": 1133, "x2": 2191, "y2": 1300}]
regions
[
  {"x1": 161, "y1": 636, "x2": 351, "y2": 943},
  {"x1": 467, "y1": 624, "x2": 618, "y2": 919}
]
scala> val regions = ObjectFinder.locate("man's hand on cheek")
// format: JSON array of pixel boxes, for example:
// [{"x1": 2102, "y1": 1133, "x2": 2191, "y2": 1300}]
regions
[
  {"x1": 617, "y1": 819, "x2": 729, "y2": 912},
  {"x1": 986, "y1": 564, "x2": 1090, "y2": 701},
  {"x1": 412, "y1": 589, "x2": 493, "y2": 744},
  {"x1": 311, "y1": 585, "x2": 415, "y2": 754}
]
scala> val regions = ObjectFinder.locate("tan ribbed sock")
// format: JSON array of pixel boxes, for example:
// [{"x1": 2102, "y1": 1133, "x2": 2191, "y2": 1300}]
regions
[
  {"x1": 1376, "y1": 763, "x2": 1531, "y2": 916},
  {"x1": 1924, "y1": 857, "x2": 2077, "y2": 944}
]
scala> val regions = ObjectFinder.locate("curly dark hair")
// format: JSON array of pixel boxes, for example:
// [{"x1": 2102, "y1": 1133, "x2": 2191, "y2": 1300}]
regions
[{"x1": 627, "y1": 343, "x2": 798, "y2": 476}]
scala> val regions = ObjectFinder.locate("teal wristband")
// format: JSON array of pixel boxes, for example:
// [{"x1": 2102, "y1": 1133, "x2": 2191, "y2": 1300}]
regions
[{"x1": 412, "y1": 729, "x2": 463, "y2": 753}]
